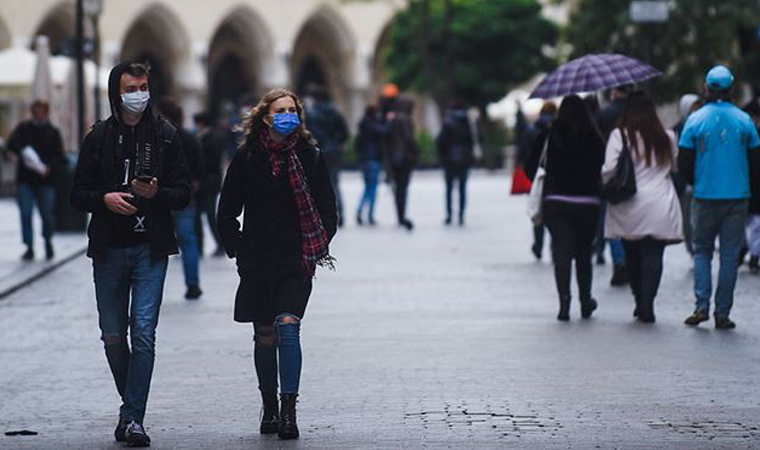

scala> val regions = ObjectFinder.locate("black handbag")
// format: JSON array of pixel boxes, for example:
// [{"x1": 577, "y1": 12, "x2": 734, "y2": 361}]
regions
[{"x1": 600, "y1": 131, "x2": 637, "y2": 204}]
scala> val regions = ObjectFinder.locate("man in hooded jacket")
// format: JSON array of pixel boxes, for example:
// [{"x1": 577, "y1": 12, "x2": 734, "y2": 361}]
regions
[{"x1": 71, "y1": 61, "x2": 190, "y2": 447}]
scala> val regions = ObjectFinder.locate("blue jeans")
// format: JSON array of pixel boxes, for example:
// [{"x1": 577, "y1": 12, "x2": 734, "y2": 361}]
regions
[
  {"x1": 691, "y1": 199, "x2": 748, "y2": 318},
  {"x1": 173, "y1": 205, "x2": 200, "y2": 287},
  {"x1": 93, "y1": 244, "x2": 168, "y2": 424},
  {"x1": 253, "y1": 314, "x2": 302, "y2": 394},
  {"x1": 17, "y1": 183, "x2": 55, "y2": 247},
  {"x1": 357, "y1": 161, "x2": 381, "y2": 220}
]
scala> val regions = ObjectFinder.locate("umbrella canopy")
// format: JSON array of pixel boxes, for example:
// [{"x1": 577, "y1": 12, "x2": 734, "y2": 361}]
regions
[
  {"x1": 530, "y1": 53, "x2": 661, "y2": 99},
  {"x1": 32, "y1": 35, "x2": 53, "y2": 102}
]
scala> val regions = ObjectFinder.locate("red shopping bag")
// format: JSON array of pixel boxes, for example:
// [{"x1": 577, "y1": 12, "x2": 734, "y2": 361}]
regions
[{"x1": 511, "y1": 165, "x2": 532, "y2": 194}]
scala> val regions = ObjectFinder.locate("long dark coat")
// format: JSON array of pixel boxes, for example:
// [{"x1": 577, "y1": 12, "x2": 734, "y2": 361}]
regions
[{"x1": 217, "y1": 137, "x2": 338, "y2": 323}]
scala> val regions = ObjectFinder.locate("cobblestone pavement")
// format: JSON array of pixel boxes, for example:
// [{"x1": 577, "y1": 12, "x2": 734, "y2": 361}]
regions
[{"x1": 1, "y1": 171, "x2": 759, "y2": 449}]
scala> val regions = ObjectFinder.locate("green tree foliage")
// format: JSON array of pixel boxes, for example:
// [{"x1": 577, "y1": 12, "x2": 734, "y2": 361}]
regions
[
  {"x1": 384, "y1": 0, "x2": 557, "y2": 110},
  {"x1": 564, "y1": 0, "x2": 760, "y2": 100}
]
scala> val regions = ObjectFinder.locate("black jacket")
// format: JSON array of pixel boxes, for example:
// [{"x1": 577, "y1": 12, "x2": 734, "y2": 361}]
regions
[
  {"x1": 526, "y1": 119, "x2": 605, "y2": 197},
  {"x1": 7, "y1": 120, "x2": 66, "y2": 185},
  {"x1": 437, "y1": 109, "x2": 474, "y2": 167},
  {"x1": 198, "y1": 127, "x2": 224, "y2": 194},
  {"x1": 355, "y1": 114, "x2": 390, "y2": 163},
  {"x1": 217, "y1": 138, "x2": 338, "y2": 265},
  {"x1": 70, "y1": 62, "x2": 191, "y2": 259}
]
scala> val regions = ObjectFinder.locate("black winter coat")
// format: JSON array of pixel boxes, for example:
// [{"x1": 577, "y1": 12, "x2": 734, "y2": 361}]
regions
[
  {"x1": 437, "y1": 109, "x2": 474, "y2": 167},
  {"x1": 525, "y1": 119, "x2": 605, "y2": 198},
  {"x1": 7, "y1": 120, "x2": 66, "y2": 185},
  {"x1": 217, "y1": 137, "x2": 338, "y2": 322}
]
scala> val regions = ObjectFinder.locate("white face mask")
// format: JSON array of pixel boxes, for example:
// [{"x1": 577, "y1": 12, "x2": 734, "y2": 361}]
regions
[{"x1": 121, "y1": 90, "x2": 150, "y2": 115}]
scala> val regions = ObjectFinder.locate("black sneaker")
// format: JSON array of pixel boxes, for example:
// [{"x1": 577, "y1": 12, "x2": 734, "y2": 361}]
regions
[
  {"x1": 715, "y1": 317, "x2": 736, "y2": 330},
  {"x1": 114, "y1": 419, "x2": 128, "y2": 442},
  {"x1": 580, "y1": 298, "x2": 598, "y2": 319},
  {"x1": 684, "y1": 309, "x2": 709, "y2": 326},
  {"x1": 125, "y1": 421, "x2": 150, "y2": 447},
  {"x1": 185, "y1": 285, "x2": 202, "y2": 300}
]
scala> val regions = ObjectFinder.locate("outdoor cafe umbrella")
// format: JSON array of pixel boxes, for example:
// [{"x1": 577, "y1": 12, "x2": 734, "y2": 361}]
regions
[
  {"x1": 530, "y1": 53, "x2": 662, "y2": 99},
  {"x1": 31, "y1": 35, "x2": 53, "y2": 102}
]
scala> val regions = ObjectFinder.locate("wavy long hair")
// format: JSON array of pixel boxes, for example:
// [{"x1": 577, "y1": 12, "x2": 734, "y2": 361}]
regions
[
  {"x1": 620, "y1": 91, "x2": 672, "y2": 167},
  {"x1": 241, "y1": 88, "x2": 316, "y2": 147}
]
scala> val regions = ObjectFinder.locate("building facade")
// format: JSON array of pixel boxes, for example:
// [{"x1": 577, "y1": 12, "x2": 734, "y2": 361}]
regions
[{"x1": 0, "y1": 0, "x2": 404, "y2": 127}]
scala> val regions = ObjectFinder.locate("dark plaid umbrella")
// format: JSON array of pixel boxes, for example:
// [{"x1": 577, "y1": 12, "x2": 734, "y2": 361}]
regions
[{"x1": 530, "y1": 53, "x2": 662, "y2": 99}]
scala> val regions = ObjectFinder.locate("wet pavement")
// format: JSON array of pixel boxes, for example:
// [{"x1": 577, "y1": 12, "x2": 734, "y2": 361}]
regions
[{"x1": 1, "y1": 170, "x2": 759, "y2": 449}]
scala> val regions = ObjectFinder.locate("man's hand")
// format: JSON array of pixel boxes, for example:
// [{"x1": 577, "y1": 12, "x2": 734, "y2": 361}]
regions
[
  {"x1": 104, "y1": 192, "x2": 137, "y2": 216},
  {"x1": 131, "y1": 177, "x2": 158, "y2": 199}
]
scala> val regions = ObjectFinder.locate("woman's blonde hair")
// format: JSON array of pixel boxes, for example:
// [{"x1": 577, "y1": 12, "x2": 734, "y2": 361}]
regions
[{"x1": 241, "y1": 88, "x2": 316, "y2": 147}]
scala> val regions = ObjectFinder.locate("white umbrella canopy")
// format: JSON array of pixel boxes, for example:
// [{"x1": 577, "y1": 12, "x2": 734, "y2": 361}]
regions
[{"x1": 31, "y1": 35, "x2": 53, "y2": 102}]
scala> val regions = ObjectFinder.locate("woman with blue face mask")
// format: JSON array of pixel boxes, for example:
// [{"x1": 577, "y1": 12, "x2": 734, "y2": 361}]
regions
[{"x1": 217, "y1": 89, "x2": 338, "y2": 440}]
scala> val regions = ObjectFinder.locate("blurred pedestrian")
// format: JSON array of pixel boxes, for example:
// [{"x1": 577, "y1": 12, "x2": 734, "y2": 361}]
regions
[
  {"x1": 386, "y1": 96, "x2": 419, "y2": 231},
  {"x1": 526, "y1": 95, "x2": 605, "y2": 321},
  {"x1": 602, "y1": 91, "x2": 683, "y2": 323},
  {"x1": 355, "y1": 105, "x2": 390, "y2": 225},
  {"x1": 217, "y1": 89, "x2": 337, "y2": 440},
  {"x1": 192, "y1": 112, "x2": 225, "y2": 256},
  {"x1": 304, "y1": 84, "x2": 348, "y2": 227},
  {"x1": 437, "y1": 101, "x2": 475, "y2": 225},
  {"x1": 672, "y1": 94, "x2": 703, "y2": 256},
  {"x1": 597, "y1": 84, "x2": 634, "y2": 285},
  {"x1": 522, "y1": 101, "x2": 557, "y2": 259},
  {"x1": 157, "y1": 97, "x2": 203, "y2": 300},
  {"x1": 679, "y1": 66, "x2": 760, "y2": 329},
  {"x1": 6, "y1": 99, "x2": 66, "y2": 260},
  {"x1": 743, "y1": 99, "x2": 760, "y2": 274},
  {"x1": 71, "y1": 61, "x2": 191, "y2": 446}
]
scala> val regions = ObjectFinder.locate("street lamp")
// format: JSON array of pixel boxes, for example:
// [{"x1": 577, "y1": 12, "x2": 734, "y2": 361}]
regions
[{"x1": 83, "y1": 0, "x2": 103, "y2": 120}]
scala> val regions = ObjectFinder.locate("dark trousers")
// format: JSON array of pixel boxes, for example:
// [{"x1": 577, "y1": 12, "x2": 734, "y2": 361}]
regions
[
  {"x1": 195, "y1": 191, "x2": 221, "y2": 254},
  {"x1": 543, "y1": 201, "x2": 599, "y2": 301},
  {"x1": 622, "y1": 238, "x2": 666, "y2": 313},
  {"x1": 444, "y1": 165, "x2": 469, "y2": 220},
  {"x1": 533, "y1": 224, "x2": 545, "y2": 256},
  {"x1": 17, "y1": 183, "x2": 55, "y2": 247},
  {"x1": 392, "y1": 165, "x2": 412, "y2": 224}
]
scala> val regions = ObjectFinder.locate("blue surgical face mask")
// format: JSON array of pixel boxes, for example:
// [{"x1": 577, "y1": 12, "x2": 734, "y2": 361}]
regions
[
  {"x1": 272, "y1": 113, "x2": 300, "y2": 136},
  {"x1": 121, "y1": 90, "x2": 150, "y2": 115}
]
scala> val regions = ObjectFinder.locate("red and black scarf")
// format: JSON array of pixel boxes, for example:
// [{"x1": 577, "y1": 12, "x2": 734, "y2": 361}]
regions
[{"x1": 260, "y1": 129, "x2": 335, "y2": 277}]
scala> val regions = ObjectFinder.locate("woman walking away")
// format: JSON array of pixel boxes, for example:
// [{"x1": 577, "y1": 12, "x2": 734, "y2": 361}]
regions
[
  {"x1": 526, "y1": 95, "x2": 605, "y2": 321},
  {"x1": 603, "y1": 91, "x2": 682, "y2": 323},
  {"x1": 355, "y1": 105, "x2": 390, "y2": 225},
  {"x1": 217, "y1": 89, "x2": 338, "y2": 440}
]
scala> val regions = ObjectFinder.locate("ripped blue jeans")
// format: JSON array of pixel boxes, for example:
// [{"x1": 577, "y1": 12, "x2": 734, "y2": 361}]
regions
[{"x1": 253, "y1": 314, "x2": 302, "y2": 394}]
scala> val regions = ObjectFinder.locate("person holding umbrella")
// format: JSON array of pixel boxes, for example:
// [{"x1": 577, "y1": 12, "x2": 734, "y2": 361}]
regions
[{"x1": 525, "y1": 95, "x2": 605, "y2": 321}]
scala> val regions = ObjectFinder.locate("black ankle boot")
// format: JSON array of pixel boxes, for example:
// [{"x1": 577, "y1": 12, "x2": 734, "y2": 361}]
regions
[
  {"x1": 637, "y1": 298, "x2": 655, "y2": 323},
  {"x1": 260, "y1": 390, "x2": 279, "y2": 434},
  {"x1": 278, "y1": 393, "x2": 299, "y2": 440},
  {"x1": 557, "y1": 297, "x2": 570, "y2": 321},
  {"x1": 580, "y1": 298, "x2": 597, "y2": 319}
]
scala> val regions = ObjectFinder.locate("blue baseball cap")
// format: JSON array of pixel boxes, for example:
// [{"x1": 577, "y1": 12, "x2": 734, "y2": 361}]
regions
[{"x1": 706, "y1": 65, "x2": 734, "y2": 90}]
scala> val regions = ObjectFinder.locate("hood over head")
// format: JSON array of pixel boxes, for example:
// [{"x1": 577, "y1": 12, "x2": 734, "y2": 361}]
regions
[{"x1": 108, "y1": 61, "x2": 152, "y2": 122}]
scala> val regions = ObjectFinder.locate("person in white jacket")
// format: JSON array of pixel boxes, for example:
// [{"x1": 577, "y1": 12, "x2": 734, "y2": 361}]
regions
[{"x1": 602, "y1": 91, "x2": 683, "y2": 323}]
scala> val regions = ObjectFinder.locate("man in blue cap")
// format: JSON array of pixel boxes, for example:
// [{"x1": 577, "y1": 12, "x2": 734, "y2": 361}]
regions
[{"x1": 678, "y1": 65, "x2": 760, "y2": 329}]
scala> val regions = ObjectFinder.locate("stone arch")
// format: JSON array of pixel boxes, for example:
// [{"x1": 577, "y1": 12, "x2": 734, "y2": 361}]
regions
[
  {"x1": 0, "y1": 13, "x2": 10, "y2": 50},
  {"x1": 291, "y1": 5, "x2": 358, "y2": 116},
  {"x1": 207, "y1": 5, "x2": 276, "y2": 121},
  {"x1": 370, "y1": 18, "x2": 395, "y2": 98},
  {"x1": 32, "y1": 1, "x2": 76, "y2": 56},
  {"x1": 119, "y1": 3, "x2": 190, "y2": 100}
]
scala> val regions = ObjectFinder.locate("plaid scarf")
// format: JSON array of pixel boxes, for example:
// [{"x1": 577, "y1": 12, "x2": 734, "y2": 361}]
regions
[{"x1": 260, "y1": 129, "x2": 335, "y2": 277}]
